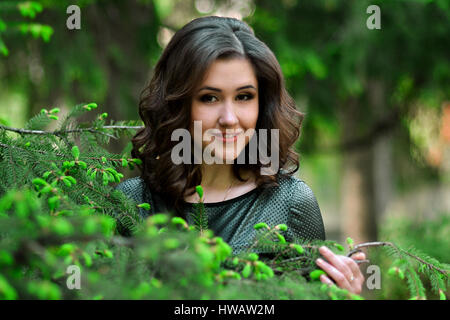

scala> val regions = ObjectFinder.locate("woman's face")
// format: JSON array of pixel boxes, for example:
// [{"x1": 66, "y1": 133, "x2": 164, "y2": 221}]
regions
[{"x1": 190, "y1": 57, "x2": 259, "y2": 163}]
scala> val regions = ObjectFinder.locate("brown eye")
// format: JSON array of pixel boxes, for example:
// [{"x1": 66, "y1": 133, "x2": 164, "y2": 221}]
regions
[
  {"x1": 200, "y1": 94, "x2": 218, "y2": 103},
  {"x1": 236, "y1": 93, "x2": 254, "y2": 101}
]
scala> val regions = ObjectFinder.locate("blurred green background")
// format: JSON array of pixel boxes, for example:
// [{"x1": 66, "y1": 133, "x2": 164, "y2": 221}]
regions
[{"x1": 0, "y1": 0, "x2": 449, "y2": 252}]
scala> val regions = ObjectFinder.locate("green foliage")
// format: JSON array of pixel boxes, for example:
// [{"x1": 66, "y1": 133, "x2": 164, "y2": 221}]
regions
[
  {"x1": 0, "y1": 1, "x2": 53, "y2": 56},
  {"x1": 346, "y1": 237, "x2": 354, "y2": 250},
  {"x1": 0, "y1": 106, "x2": 448, "y2": 300},
  {"x1": 17, "y1": 1, "x2": 43, "y2": 19},
  {"x1": 247, "y1": 0, "x2": 450, "y2": 178},
  {"x1": 371, "y1": 215, "x2": 450, "y2": 300},
  {"x1": 308, "y1": 269, "x2": 324, "y2": 280},
  {"x1": 379, "y1": 243, "x2": 448, "y2": 300},
  {"x1": 191, "y1": 185, "x2": 208, "y2": 236}
]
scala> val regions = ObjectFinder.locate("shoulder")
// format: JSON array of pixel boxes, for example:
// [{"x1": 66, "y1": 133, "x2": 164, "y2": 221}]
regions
[
  {"x1": 115, "y1": 176, "x2": 145, "y2": 193},
  {"x1": 115, "y1": 176, "x2": 156, "y2": 219},
  {"x1": 276, "y1": 174, "x2": 318, "y2": 205},
  {"x1": 276, "y1": 174, "x2": 326, "y2": 241},
  {"x1": 115, "y1": 176, "x2": 146, "y2": 204}
]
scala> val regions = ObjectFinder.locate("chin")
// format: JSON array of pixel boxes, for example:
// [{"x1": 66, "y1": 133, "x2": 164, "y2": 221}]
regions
[
  {"x1": 222, "y1": 155, "x2": 238, "y2": 163},
  {"x1": 214, "y1": 151, "x2": 236, "y2": 163},
  {"x1": 204, "y1": 141, "x2": 247, "y2": 164},
  {"x1": 221, "y1": 148, "x2": 246, "y2": 163}
]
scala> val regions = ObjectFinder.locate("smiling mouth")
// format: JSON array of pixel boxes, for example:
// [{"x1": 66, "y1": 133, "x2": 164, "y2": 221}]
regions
[{"x1": 212, "y1": 132, "x2": 242, "y2": 143}]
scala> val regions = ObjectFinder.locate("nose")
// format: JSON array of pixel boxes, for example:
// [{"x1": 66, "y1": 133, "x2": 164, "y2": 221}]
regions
[{"x1": 218, "y1": 100, "x2": 238, "y2": 127}]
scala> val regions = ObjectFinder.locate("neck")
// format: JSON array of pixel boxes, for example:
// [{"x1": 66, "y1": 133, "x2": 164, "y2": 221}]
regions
[
  {"x1": 183, "y1": 164, "x2": 256, "y2": 203},
  {"x1": 200, "y1": 163, "x2": 235, "y2": 190}
]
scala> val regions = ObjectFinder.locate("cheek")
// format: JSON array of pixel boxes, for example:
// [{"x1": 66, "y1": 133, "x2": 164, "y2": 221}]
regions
[
  {"x1": 190, "y1": 102, "x2": 202, "y2": 122},
  {"x1": 191, "y1": 104, "x2": 216, "y2": 126},
  {"x1": 190, "y1": 103, "x2": 216, "y2": 145},
  {"x1": 191, "y1": 103, "x2": 215, "y2": 129},
  {"x1": 241, "y1": 100, "x2": 259, "y2": 128}
]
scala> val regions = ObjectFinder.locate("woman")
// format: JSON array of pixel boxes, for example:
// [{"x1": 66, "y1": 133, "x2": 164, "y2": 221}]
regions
[{"x1": 116, "y1": 16, "x2": 366, "y2": 294}]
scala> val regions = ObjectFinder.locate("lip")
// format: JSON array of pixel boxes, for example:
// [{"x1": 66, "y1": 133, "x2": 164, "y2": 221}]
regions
[
  {"x1": 216, "y1": 135, "x2": 238, "y2": 143},
  {"x1": 212, "y1": 132, "x2": 242, "y2": 143}
]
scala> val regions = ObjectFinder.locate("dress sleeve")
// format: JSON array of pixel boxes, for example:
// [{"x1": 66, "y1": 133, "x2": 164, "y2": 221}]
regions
[
  {"x1": 115, "y1": 177, "x2": 144, "y2": 205},
  {"x1": 114, "y1": 177, "x2": 155, "y2": 236},
  {"x1": 286, "y1": 179, "x2": 326, "y2": 242},
  {"x1": 114, "y1": 177, "x2": 153, "y2": 218}
]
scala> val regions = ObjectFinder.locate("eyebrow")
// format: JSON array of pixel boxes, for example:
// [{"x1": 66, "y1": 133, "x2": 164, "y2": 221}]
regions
[{"x1": 197, "y1": 85, "x2": 256, "y2": 92}]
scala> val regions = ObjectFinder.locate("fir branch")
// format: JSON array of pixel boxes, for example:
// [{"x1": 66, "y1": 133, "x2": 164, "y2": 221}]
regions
[
  {"x1": 271, "y1": 246, "x2": 297, "y2": 263},
  {"x1": 347, "y1": 241, "x2": 449, "y2": 276},
  {"x1": 0, "y1": 124, "x2": 143, "y2": 140},
  {"x1": 0, "y1": 141, "x2": 54, "y2": 155},
  {"x1": 0, "y1": 142, "x2": 138, "y2": 164},
  {"x1": 406, "y1": 265, "x2": 426, "y2": 299},
  {"x1": 245, "y1": 227, "x2": 280, "y2": 253},
  {"x1": 192, "y1": 202, "x2": 208, "y2": 236},
  {"x1": 191, "y1": 186, "x2": 208, "y2": 236}
]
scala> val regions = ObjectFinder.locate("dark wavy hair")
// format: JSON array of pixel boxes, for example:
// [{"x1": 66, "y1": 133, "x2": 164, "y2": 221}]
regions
[{"x1": 131, "y1": 16, "x2": 303, "y2": 215}]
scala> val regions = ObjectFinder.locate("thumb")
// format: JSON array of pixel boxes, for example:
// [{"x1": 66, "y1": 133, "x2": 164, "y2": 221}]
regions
[{"x1": 351, "y1": 252, "x2": 366, "y2": 260}]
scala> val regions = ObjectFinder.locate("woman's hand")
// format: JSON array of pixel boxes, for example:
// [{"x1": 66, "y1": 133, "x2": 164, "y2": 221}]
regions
[{"x1": 315, "y1": 246, "x2": 366, "y2": 295}]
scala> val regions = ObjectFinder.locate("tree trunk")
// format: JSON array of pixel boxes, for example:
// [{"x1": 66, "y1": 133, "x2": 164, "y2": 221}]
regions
[
  {"x1": 339, "y1": 98, "x2": 377, "y2": 244},
  {"x1": 370, "y1": 80, "x2": 393, "y2": 225},
  {"x1": 339, "y1": 80, "x2": 393, "y2": 244}
]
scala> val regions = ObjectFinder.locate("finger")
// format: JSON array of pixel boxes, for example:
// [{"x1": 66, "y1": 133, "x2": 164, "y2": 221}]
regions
[
  {"x1": 342, "y1": 256, "x2": 364, "y2": 283},
  {"x1": 320, "y1": 274, "x2": 334, "y2": 285},
  {"x1": 334, "y1": 257, "x2": 364, "y2": 295},
  {"x1": 319, "y1": 246, "x2": 353, "y2": 281},
  {"x1": 316, "y1": 257, "x2": 351, "y2": 290}
]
